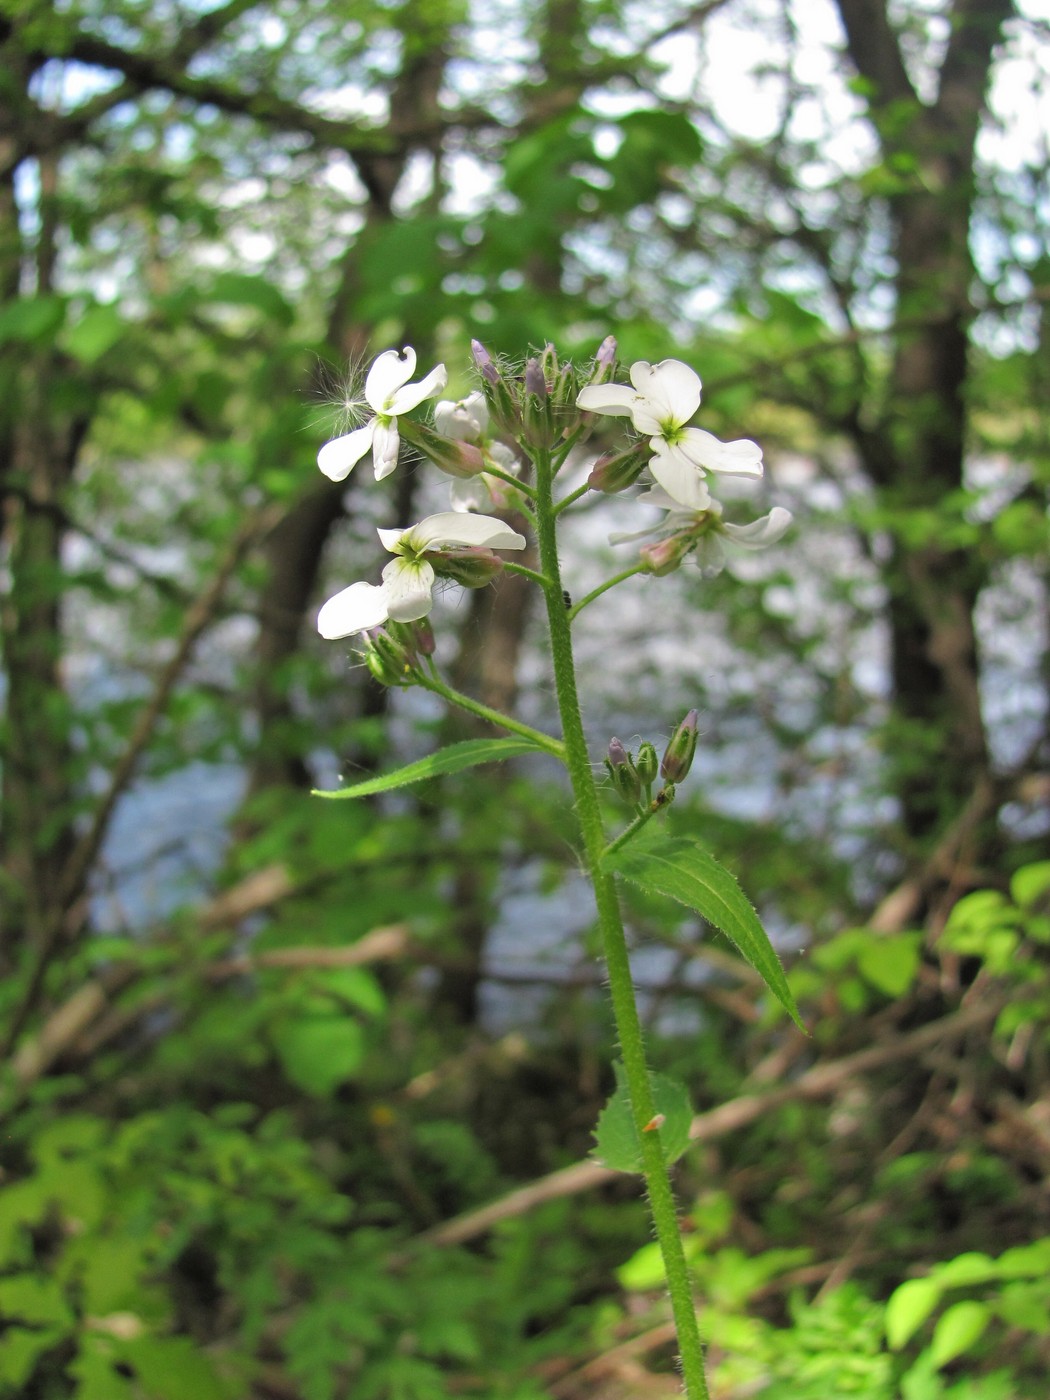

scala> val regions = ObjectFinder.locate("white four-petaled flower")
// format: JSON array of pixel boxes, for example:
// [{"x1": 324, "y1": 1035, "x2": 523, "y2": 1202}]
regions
[
  {"x1": 577, "y1": 358, "x2": 762, "y2": 509},
  {"x1": 317, "y1": 512, "x2": 527, "y2": 640},
  {"x1": 613, "y1": 486, "x2": 792, "y2": 578},
  {"x1": 318, "y1": 347, "x2": 448, "y2": 483}
]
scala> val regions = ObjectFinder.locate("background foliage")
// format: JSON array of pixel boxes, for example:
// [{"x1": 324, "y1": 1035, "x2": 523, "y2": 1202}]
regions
[{"x1": 1, "y1": 0, "x2": 1048, "y2": 1395}]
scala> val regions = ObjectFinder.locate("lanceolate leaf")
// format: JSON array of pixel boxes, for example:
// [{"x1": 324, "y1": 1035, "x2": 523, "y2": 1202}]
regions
[
  {"x1": 605, "y1": 837, "x2": 805, "y2": 1030},
  {"x1": 312, "y1": 737, "x2": 544, "y2": 800}
]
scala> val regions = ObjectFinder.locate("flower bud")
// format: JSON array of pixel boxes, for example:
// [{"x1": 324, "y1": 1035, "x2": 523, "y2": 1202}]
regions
[
  {"x1": 363, "y1": 628, "x2": 416, "y2": 687},
  {"x1": 387, "y1": 617, "x2": 435, "y2": 659},
  {"x1": 607, "y1": 737, "x2": 629, "y2": 767},
  {"x1": 429, "y1": 546, "x2": 505, "y2": 588},
  {"x1": 661, "y1": 710, "x2": 699, "y2": 785},
  {"x1": 640, "y1": 531, "x2": 694, "y2": 576},
  {"x1": 396, "y1": 419, "x2": 487, "y2": 479},
  {"x1": 472, "y1": 339, "x2": 522, "y2": 436},
  {"x1": 635, "y1": 741, "x2": 659, "y2": 789},
  {"x1": 595, "y1": 335, "x2": 617, "y2": 370},
  {"x1": 471, "y1": 339, "x2": 499, "y2": 385},
  {"x1": 604, "y1": 738, "x2": 642, "y2": 804},
  {"x1": 523, "y1": 356, "x2": 556, "y2": 449},
  {"x1": 587, "y1": 442, "x2": 649, "y2": 494}
]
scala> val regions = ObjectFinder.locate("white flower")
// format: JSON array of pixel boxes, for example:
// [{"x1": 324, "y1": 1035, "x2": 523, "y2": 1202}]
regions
[
  {"x1": 434, "y1": 392, "x2": 488, "y2": 441},
  {"x1": 318, "y1": 347, "x2": 448, "y2": 483},
  {"x1": 614, "y1": 486, "x2": 792, "y2": 578},
  {"x1": 317, "y1": 512, "x2": 526, "y2": 639},
  {"x1": 577, "y1": 358, "x2": 762, "y2": 508}
]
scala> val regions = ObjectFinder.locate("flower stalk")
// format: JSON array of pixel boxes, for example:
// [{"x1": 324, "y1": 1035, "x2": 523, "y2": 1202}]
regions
[{"x1": 532, "y1": 443, "x2": 710, "y2": 1399}]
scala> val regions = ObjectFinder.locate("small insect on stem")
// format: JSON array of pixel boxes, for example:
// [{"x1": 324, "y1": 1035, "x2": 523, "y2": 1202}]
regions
[
  {"x1": 642, "y1": 1114, "x2": 666, "y2": 1132},
  {"x1": 562, "y1": 589, "x2": 572, "y2": 609}
]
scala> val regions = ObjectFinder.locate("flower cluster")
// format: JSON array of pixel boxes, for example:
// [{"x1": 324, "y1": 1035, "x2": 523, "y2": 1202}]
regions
[
  {"x1": 313, "y1": 341, "x2": 790, "y2": 658},
  {"x1": 577, "y1": 357, "x2": 790, "y2": 576}
]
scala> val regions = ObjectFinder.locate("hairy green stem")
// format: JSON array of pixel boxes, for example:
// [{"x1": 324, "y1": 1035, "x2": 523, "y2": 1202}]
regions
[
  {"x1": 602, "y1": 790, "x2": 674, "y2": 859},
  {"x1": 502, "y1": 562, "x2": 552, "y2": 589},
  {"x1": 567, "y1": 563, "x2": 648, "y2": 622},
  {"x1": 418, "y1": 671, "x2": 565, "y2": 762},
  {"x1": 532, "y1": 446, "x2": 709, "y2": 1398}
]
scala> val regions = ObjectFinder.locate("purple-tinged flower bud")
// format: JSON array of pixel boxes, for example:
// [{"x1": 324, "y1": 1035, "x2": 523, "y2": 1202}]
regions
[
  {"x1": 640, "y1": 531, "x2": 694, "y2": 576},
  {"x1": 472, "y1": 339, "x2": 522, "y2": 436},
  {"x1": 524, "y1": 358, "x2": 548, "y2": 399},
  {"x1": 661, "y1": 710, "x2": 699, "y2": 785},
  {"x1": 387, "y1": 618, "x2": 435, "y2": 660},
  {"x1": 523, "y1": 356, "x2": 556, "y2": 449},
  {"x1": 604, "y1": 738, "x2": 642, "y2": 804},
  {"x1": 409, "y1": 617, "x2": 436, "y2": 657},
  {"x1": 472, "y1": 339, "x2": 500, "y2": 385},
  {"x1": 429, "y1": 546, "x2": 505, "y2": 588},
  {"x1": 587, "y1": 442, "x2": 649, "y2": 494},
  {"x1": 397, "y1": 418, "x2": 487, "y2": 479},
  {"x1": 596, "y1": 335, "x2": 616, "y2": 367}
]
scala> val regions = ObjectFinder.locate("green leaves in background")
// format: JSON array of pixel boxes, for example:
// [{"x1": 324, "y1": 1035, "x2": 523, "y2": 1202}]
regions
[
  {"x1": 593, "y1": 1062, "x2": 692, "y2": 1174},
  {"x1": 313, "y1": 737, "x2": 547, "y2": 799},
  {"x1": 605, "y1": 835, "x2": 805, "y2": 1030}
]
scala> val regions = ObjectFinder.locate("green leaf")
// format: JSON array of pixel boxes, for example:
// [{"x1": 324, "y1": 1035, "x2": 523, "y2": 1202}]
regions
[
  {"x1": 886, "y1": 1277, "x2": 942, "y2": 1349},
  {"x1": 0, "y1": 296, "x2": 66, "y2": 345},
  {"x1": 312, "y1": 737, "x2": 544, "y2": 799},
  {"x1": 1011, "y1": 861, "x2": 1050, "y2": 910},
  {"x1": 605, "y1": 837, "x2": 804, "y2": 1030},
  {"x1": 857, "y1": 932, "x2": 922, "y2": 997},
  {"x1": 64, "y1": 303, "x2": 125, "y2": 363},
  {"x1": 201, "y1": 272, "x2": 294, "y2": 326},
  {"x1": 117, "y1": 1336, "x2": 233, "y2": 1400},
  {"x1": 272, "y1": 1016, "x2": 365, "y2": 1097},
  {"x1": 929, "y1": 1299, "x2": 990, "y2": 1369},
  {"x1": 593, "y1": 1063, "x2": 692, "y2": 1174}
]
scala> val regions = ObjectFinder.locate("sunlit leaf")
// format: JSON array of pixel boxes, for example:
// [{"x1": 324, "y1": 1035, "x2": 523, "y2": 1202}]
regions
[
  {"x1": 313, "y1": 737, "x2": 546, "y2": 799},
  {"x1": 605, "y1": 837, "x2": 804, "y2": 1029}
]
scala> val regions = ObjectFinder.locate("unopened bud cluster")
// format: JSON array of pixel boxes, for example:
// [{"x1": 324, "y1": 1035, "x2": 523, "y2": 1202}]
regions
[
  {"x1": 605, "y1": 711, "x2": 699, "y2": 812},
  {"x1": 471, "y1": 337, "x2": 618, "y2": 453},
  {"x1": 362, "y1": 619, "x2": 435, "y2": 688}
]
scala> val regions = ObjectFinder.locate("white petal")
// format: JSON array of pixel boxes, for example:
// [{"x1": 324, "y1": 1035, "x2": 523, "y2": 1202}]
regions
[
  {"x1": 692, "y1": 534, "x2": 727, "y2": 577},
  {"x1": 317, "y1": 581, "x2": 389, "y2": 639},
  {"x1": 388, "y1": 362, "x2": 448, "y2": 414},
  {"x1": 376, "y1": 525, "x2": 408, "y2": 553},
  {"x1": 630, "y1": 359, "x2": 701, "y2": 426},
  {"x1": 576, "y1": 382, "x2": 637, "y2": 416},
  {"x1": 365, "y1": 347, "x2": 417, "y2": 411},
  {"x1": 449, "y1": 478, "x2": 488, "y2": 512},
  {"x1": 372, "y1": 420, "x2": 400, "y2": 479},
  {"x1": 435, "y1": 391, "x2": 487, "y2": 440},
  {"x1": 317, "y1": 423, "x2": 375, "y2": 481},
  {"x1": 381, "y1": 557, "x2": 435, "y2": 621},
  {"x1": 723, "y1": 507, "x2": 793, "y2": 548},
  {"x1": 648, "y1": 443, "x2": 713, "y2": 510},
  {"x1": 410, "y1": 511, "x2": 526, "y2": 551},
  {"x1": 677, "y1": 428, "x2": 763, "y2": 477},
  {"x1": 634, "y1": 486, "x2": 681, "y2": 512}
]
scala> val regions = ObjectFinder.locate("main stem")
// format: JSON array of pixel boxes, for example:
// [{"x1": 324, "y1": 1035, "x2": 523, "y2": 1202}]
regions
[{"x1": 532, "y1": 447, "x2": 709, "y2": 1399}]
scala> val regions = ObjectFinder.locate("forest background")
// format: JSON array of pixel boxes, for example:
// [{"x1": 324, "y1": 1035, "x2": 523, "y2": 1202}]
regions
[{"x1": 1, "y1": 0, "x2": 1049, "y2": 1396}]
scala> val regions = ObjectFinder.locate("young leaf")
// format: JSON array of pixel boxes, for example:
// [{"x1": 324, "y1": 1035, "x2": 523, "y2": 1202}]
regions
[
  {"x1": 929, "y1": 1299, "x2": 991, "y2": 1369},
  {"x1": 605, "y1": 837, "x2": 805, "y2": 1030},
  {"x1": 886, "y1": 1277, "x2": 942, "y2": 1349},
  {"x1": 312, "y1": 737, "x2": 543, "y2": 799},
  {"x1": 593, "y1": 1063, "x2": 692, "y2": 1174}
]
